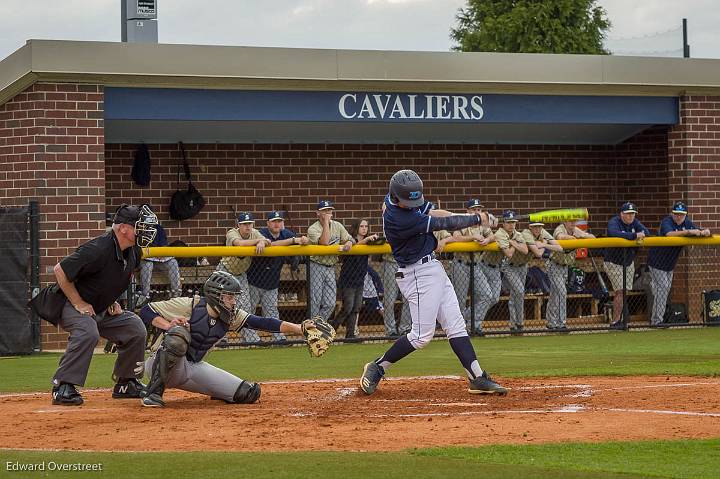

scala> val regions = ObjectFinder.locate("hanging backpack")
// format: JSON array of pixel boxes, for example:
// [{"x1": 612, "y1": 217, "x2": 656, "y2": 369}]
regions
[
  {"x1": 169, "y1": 142, "x2": 205, "y2": 221},
  {"x1": 131, "y1": 144, "x2": 152, "y2": 186}
]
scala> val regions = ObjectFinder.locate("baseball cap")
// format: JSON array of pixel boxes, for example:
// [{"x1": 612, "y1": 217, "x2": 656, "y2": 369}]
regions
[
  {"x1": 502, "y1": 210, "x2": 518, "y2": 222},
  {"x1": 529, "y1": 221, "x2": 545, "y2": 227},
  {"x1": 113, "y1": 204, "x2": 143, "y2": 225},
  {"x1": 317, "y1": 200, "x2": 334, "y2": 211},
  {"x1": 237, "y1": 212, "x2": 254, "y2": 224},
  {"x1": 267, "y1": 211, "x2": 284, "y2": 221},
  {"x1": 671, "y1": 201, "x2": 688, "y2": 214},
  {"x1": 621, "y1": 202, "x2": 638, "y2": 214},
  {"x1": 466, "y1": 199, "x2": 485, "y2": 208}
]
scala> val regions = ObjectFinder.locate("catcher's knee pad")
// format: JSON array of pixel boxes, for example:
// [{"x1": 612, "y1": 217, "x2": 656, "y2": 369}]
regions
[
  {"x1": 164, "y1": 325, "x2": 191, "y2": 357},
  {"x1": 232, "y1": 380, "x2": 261, "y2": 404}
]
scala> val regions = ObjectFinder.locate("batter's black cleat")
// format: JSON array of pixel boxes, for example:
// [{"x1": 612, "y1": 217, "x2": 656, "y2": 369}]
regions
[
  {"x1": 52, "y1": 383, "x2": 84, "y2": 406},
  {"x1": 360, "y1": 361, "x2": 385, "y2": 395},
  {"x1": 112, "y1": 378, "x2": 146, "y2": 399},
  {"x1": 141, "y1": 393, "x2": 165, "y2": 408},
  {"x1": 468, "y1": 372, "x2": 508, "y2": 396}
]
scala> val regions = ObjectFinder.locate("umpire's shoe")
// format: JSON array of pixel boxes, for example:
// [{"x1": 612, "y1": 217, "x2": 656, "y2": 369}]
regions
[
  {"x1": 360, "y1": 361, "x2": 385, "y2": 395},
  {"x1": 112, "y1": 378, "x2": 146, "y2": 399},
  {"x1": 141, "y1": 393, "x2": 165, "y2": 408},
  {"x1": 468, "y1": 372, "x2": 508, "y2": 396},
  {"x1": 52, "y1": 383, "x2": 84, "y2": 406}
]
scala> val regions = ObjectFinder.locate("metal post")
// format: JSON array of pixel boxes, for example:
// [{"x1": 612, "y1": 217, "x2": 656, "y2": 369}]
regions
[
  {"x1": 305, "y1": 259, "x2": 312, "y2": 320},
  {"x1": 621, "y1": 248, "x2": 628, "y2": 329},
  {"x1": 683, "y1": 18, "x2": 690, "y2": 58},
  {"x1": 29, "y1": 200, "x2": 41, "y2": 351},
  {"x1": 469, "y1": 259, "x2": 476, "y2": 335}
]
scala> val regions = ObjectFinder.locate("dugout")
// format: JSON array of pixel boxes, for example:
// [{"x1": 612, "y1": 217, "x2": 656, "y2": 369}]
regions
[{"x1": 1, "y1": 40, "x2": 719, "y2": 350}]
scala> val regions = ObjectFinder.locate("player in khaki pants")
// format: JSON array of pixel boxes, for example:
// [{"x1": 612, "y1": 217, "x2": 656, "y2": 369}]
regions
[
  {"x1": 494, "y1": 211, "x2": 529, "y2": 333},
  {"x1": 547, "y1": 219, "x2": 595, "y2": 331}
]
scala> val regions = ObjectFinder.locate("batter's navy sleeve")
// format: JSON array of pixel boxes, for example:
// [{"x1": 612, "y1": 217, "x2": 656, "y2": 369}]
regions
[
  {"x1": 139, "y1": 304, "x2": 159, "y2": 327},
  {"x1": 430, "y1": 215, "x2": 480, "y2": 233},
  {"x1": 244, "y1": 314, "x2": 283, "y2": 332}
]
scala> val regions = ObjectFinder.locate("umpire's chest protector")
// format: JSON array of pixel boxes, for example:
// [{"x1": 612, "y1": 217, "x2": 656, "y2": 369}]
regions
[{"x1": 186, "y1": 298, "x2": 229, "y2": 362}]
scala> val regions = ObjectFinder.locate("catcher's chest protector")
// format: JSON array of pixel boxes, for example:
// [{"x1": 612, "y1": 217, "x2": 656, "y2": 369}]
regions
[{"x1": 186, "y1": 298, "x2": 229, "y2": 362}]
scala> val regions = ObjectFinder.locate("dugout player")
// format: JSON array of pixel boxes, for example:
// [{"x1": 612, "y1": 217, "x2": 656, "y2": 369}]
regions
[
  {"x1": 495, "y1": 211, "x2": 529, "y2": 333},
  {"x1": 50, "y1": 204, "x2": 158, "y2": 406},
  {"x1": 217, "y1": 212, "x2": 271, "y2": 343},
  {"x1": 360, "y1": 170, "x2": 507, "y2": 396},
  {"x1": 139, "y1": 270, "x2": 330, "y2": 407},
  {"x1": 646, "y1": 202, "x2": 710, "y2": 326},
  {"x1": 605, "y1": 202, "x2": 651, "y2": 329}
]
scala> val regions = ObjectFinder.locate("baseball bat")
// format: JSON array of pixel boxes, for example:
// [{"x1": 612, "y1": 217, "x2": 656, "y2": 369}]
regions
[{"x1": 515, "y1": 208, "x2": 589, "y2": 223}]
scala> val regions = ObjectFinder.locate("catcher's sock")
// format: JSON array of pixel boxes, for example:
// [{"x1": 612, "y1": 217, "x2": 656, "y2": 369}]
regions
[
  {"x1": 376, "y1": 335, "x2": 415, "y2": 371},
  {"x1": 449, "y1": 336, "x2": 483, "y2": 380}
]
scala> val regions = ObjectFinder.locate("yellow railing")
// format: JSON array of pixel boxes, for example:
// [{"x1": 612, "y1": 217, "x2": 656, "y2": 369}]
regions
[{"x1": 143, "y1": 235, "x2": 720, "y2": 259}]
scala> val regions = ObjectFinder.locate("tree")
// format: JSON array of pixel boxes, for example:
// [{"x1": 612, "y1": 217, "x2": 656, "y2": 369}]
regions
[{"x1": 451, "y1": 0, "x2": 611, "y2": 54}]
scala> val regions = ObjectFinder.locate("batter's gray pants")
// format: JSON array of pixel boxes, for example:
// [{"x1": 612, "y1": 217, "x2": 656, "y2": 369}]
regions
[
  {"x1": 649, "y1": 267, "x2": 673, "y2": 325},
  {"x1": 144, "y1": 353, "x2": 244, "y2": 403},
  {"x1": 547, "y1": 261, "x2": 568, "y2": 328},
  {"x1": 139, "y1": 259, "x2": 181, "y2": 298},
  {"x1": 309, "y1": 261, "x2": 337, "y2": 322},
  {"x1": 248, "y1": 285, "x2": 286, "y2": 341},
  {"x1": 52, "y1": 301, "x2": 146, "y2": 387},
  {"x1": 474, "y1": 262, "x2": 502, "y2": 331},
  {"x1": 503, "y1": 264, "x2": 528, "y2": 328},
  {"x1": 381, "y1": 261, "x2": 410, "y2": 335},
  {"x1": 216, "y1": 265, "x2": 260, "y2": 343}
]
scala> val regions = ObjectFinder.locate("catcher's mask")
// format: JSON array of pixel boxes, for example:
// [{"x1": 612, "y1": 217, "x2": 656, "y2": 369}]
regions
[
  {"x1": 204, "y1": 270, "x2": 243, "y2": 325},
  {"x1": 113, "y1": 204, "x2": 158, "y2": 248}
]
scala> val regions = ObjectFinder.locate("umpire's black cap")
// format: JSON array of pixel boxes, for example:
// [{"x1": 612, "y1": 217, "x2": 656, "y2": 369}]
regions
[{"x1": 113, "y1": 204, "x2": 142, "y2": 225}]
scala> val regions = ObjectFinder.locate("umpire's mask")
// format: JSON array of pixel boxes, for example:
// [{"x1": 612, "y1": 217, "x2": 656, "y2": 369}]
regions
[{"x1": 113, "y1": 204, "x2": 158, "y2": 247}]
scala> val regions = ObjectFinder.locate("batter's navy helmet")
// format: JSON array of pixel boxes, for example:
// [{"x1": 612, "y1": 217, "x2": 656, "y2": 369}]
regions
[{"x1": 389, "y1": 170, "x2": 424, "y2": 208}]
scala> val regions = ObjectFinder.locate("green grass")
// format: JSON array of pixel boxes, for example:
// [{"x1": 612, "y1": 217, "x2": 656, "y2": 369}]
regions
[
  {"x1": 2, "y1": 328, "x2": 718, "y2": 393},
  {"x1": 2, "y1": 439, "x2": 719, "y2": 479}
]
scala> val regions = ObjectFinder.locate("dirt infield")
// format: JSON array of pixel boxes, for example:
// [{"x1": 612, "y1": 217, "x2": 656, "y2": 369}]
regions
[{"x1": 2, "y1": 376, "x2": 719, "y2": 452}]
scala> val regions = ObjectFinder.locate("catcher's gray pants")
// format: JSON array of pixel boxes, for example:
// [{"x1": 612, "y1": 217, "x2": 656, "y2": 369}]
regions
[
  {"x1": 216, "y1": 265, "x2": 260, "y2": 343},
  {"x1": 381, "y1": 261, "x2": 411, "y2": 335},
  {"x1": 140, "y1": 259, "x2": 181, "y2": 298},
  {"x1": 144, "y1": 352, "x2": 243, "y2": 403},
  {"x1": 248, "y1": 285, "x2": 286, "y2": 341},
  {"x1": 309, "y1": 261, "x2": 337, "y2": 322},
  {"x1": 649, "y1": 267, "x2": 673, "y2": 325},
  {"x1": 474, "y1": 262, "x2": 502, "y2": 331},
  {"x1": 53, "y1": 301, "x2": 146, "y2": 387},
  {"x1": 547, "y1": 261, "x2": 568, "y2": 328},
  {"x1": 335, "y1": 287, "x2": 363, "y2": 337},
  {"x1": 503, "y1": 264, "x2": 528, "y2": 328}
]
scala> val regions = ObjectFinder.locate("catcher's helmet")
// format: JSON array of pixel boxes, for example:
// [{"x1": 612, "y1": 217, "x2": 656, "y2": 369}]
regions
[
  {"x1": 204, "y1": 270, "x2": 243, "y2": 325},
  {"x1": 113, "y1": 203, "x2": 158, "y2": 248},
  {"x1": 389, "y1": 169, "x2": 424, "y2": 208}
]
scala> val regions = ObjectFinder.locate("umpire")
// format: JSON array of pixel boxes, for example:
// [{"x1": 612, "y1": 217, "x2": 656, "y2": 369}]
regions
[{"x1": 50, "y1": 204, "x2": 158, "y2": 406}]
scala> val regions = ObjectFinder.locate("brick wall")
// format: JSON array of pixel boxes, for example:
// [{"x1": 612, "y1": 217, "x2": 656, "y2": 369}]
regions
[
  {"x1": 0, "y1": 82, "x2": 105, "y2": 350},
  {"x1": 668, "y1": 96, "x2": 720, "y2": 316},
  {"x1": 105, "y1": 128, "x2": 670, "y2": 245}
]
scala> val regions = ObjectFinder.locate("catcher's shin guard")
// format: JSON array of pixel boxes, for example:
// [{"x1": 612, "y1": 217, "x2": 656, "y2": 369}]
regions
[
  {"x1": 231, "y1": 380, "x2": 261, "y2": 404},
  {"x1": 145, "y1": 326, "x2": 190, "y2": 399}
]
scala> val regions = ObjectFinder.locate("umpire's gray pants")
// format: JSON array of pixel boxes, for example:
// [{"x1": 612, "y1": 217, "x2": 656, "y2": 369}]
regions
[
  {"x1": 649, "y1": 267, "x2": 673, "y2": 325},
  {"x1": 248, "y1": 285, "x2": 286, "y2": 341},
  {"x1": 216, "y1": 265, "x2": 260, "y2": 343},
  {"x1": 309, "y1": 261, "x2": 337, "y2": 322},
  {"x1": 381, "y1": 261, "x2": 411, "y2": 335},
  {"x1": 474, "y1": 262, "x2": 502, "y2": 330},
  {"x1": 52, "y1": 301, "x2": 146, "y2": 387},
  {"x1": 547, "y1": 261, "x2": 568, "y2": 328},
  {"x1": 503, "y1": 264, "x2": 528, "y2": 328},
  {"x1": 144, "y1": 353, "x2": 244, "y2": 403},
  {"x1": 140, "y1": 259, "x2": 181, "y2": 298}
]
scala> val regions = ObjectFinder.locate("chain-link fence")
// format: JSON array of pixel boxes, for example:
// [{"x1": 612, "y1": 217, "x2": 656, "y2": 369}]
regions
[{"x1": 132, "y1": 238, "x2": 720, "y2": 347}]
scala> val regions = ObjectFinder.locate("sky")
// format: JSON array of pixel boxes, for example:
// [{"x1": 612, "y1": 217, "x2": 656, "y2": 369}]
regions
[{"x1": 0, "y1": 0, "x2": 718, "y2": 61}]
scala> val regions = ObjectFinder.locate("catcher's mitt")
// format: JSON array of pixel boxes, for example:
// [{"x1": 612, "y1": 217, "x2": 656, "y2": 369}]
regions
[{"x1": 301, "y1": 316, "x2": 336, "y2": 357}]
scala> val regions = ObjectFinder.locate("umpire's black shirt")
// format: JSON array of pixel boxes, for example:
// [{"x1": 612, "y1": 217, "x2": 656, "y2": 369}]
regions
[{"x1": 59, "y1": 230, "x2": 141, "y2": 313}]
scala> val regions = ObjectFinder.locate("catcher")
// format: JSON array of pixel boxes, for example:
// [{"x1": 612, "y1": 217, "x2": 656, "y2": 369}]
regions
[{"x1": 137, "y1": 270, "x2": 335, "y2": 407}]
